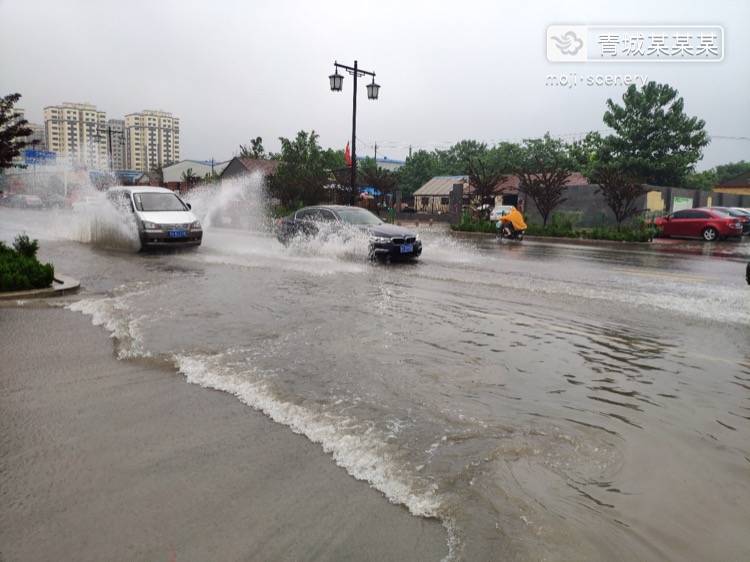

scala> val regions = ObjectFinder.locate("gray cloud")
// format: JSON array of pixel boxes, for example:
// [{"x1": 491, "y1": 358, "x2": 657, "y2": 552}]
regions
[{"x1": 1, "y1": 0, "x2": 748, "y2": 169}]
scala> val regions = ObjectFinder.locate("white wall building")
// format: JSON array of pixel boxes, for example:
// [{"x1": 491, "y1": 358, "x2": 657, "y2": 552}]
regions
[
  {"x1": 162, "y1": 159, "x2": 229, "y2": 184},
  {"x1": 124, "y1": 110, "x2": 180, "y2": 172},
  {"x1": 43, "y1": 102, "x2": 108, "y2": 169},
  {"x1": 107, "y1": 119, "x2": 126, "y2": 170}
]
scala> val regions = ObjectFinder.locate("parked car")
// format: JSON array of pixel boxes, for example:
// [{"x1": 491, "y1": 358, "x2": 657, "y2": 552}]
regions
[
  {"x1": 275, "y1": 205, "x2": 422, "y2": 261},
  {"x1": 490, "y1": 205, "x2": 517, "y2": 222},
  {"x1": 41, "y1": 193, "x2": 67, "y2": 209},
  {"x1": 654, "y1": 208, "x2": 743, "y2": 241},
  {"x1": 710, "y1": 207, "x2": 750, "y2": 234},
  {"x1": 71, "y1": 195, "x2": 101, "y2": 213},
  {"x1": 106, "y1": 186, "x2": 202, "y2": 249},
  {"x1": 3, "y1": 193, "x2": 44, "y2": 209}
]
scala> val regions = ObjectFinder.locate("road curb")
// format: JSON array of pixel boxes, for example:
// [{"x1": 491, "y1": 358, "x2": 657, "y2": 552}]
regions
[{"x1": 0, "y1": 274, "x2": 80, "y2": 301}]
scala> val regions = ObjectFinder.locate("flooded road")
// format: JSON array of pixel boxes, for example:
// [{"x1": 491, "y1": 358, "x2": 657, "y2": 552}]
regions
[{"x1": 2, "y1": 207, "x2": 749, "y2": 561}]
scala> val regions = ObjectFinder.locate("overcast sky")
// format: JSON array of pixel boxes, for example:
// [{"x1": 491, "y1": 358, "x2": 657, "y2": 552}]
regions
[{"x1": 1, "y1": 0, "x2": 748, "y2": 169}]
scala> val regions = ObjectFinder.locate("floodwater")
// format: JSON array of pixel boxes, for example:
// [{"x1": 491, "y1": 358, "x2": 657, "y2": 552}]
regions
[{"x1": 2, "y1": 191, "x2": 749, "y2": 560}]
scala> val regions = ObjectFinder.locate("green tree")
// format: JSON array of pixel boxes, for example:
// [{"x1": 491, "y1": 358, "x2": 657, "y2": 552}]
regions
[
  {"x1": 437, "y1": 140, "x2": 488, "y2": 173},
  {"x1": 397, "y1": 149, "x2": 443, "y2": 194},
  {"x1": 359, "y1": 157, "x2": 399, "y2": 206},
  {"x1": 714, "y1": 161, "x2": 750, "y2": 184},
  {"x1": 683, "y1": 169, "x2": 717, "y2": 191},
  {"x1": 602, "y1": 82, "x2": 709, "y2": 186},
  {"x1": 585, "y1": 154, "x2": 647, "y2": 225},
  {"x1": 239, "y1": 136, "x2": 266, "y2": 159},
  {"x1": 149, "y1": 164, "x2": 164, "y2": 185},
  {"x1": 467, "y1": 154, "x2": 507, "y2": 218},
  {"x1": 515, "y1": 134, "x2": 575, "y2": 226},
  {"x1": 269, "y1": 130, "x2": 343, "y2": 207},
  {"x1": 684, "y1": 160, "x2": 750, "y2": 191},
  {"x1": 0, "y1": 93, "x2": 36, "y2": 169},
  {"x1": 181, "y1": 167, "x2": 198, "y2": 187}
]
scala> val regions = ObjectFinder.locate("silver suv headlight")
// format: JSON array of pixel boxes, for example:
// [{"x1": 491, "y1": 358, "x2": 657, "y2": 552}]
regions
[
  {"x1": 190, "y1": 220, "x2": 202, "y2": 230},
  {"x1": 142, "y1": 221, "x2": 159, "y2": 230}
]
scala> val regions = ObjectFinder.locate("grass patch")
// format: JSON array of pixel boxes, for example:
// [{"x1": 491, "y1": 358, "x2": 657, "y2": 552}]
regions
[
  {"x1": 527, "y1": 214, "x2": 657, "y2": 242},
  {"x1": 450, "y1": 212, "x2": 496, "y2": 233},
  {"x1": 0, "y1": 234, "x2": 55, "y2": 292}
]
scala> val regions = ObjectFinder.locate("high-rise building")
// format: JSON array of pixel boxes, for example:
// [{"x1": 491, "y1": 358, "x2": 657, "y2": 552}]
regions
[
  {"x1": 43, "y1": 102, "x2": 107, "y2": 169},
  {"x1": 107, "y1": 119, "x2": 126, "y2": 170},
  {"x1": 27, "y1": 122, "x2": 46, "y2": 151},
  {"x1": 124, "y1": 110, "x2": 180, "y2": 172},
  {"x1": 6, "y1": 108, "x2": 45, "y2": 165}
]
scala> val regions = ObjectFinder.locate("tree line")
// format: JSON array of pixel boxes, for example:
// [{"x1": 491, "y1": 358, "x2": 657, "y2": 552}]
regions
[
  {"x1": 3, "y1": 83, "x2": 747, "y2": 226},
  {"x1": 240, "y1": 82, "x2": 731, "y2": 225}
]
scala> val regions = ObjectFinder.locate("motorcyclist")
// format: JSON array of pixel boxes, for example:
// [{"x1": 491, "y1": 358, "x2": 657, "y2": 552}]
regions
[{"x1": 497, "y1": 206, "x2": 528, "y2": 239}]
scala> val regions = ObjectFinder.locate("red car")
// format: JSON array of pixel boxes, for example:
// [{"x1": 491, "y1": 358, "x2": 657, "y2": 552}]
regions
[{"x1": 654, "y1": 208, "x2": 744, "y2": 241}]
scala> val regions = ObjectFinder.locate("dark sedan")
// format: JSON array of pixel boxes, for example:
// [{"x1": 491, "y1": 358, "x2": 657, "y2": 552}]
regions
[
  {"x1": 711, "y1": 207, "x2": 750, "y2": 234},
  {"x1": 275, "y1": 205, "x2": 422, "y2": 261}
]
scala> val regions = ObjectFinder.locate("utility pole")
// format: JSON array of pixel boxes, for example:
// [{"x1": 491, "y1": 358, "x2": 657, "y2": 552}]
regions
[
  {"x1": 374, "y1": 142, "x2": 378, "y2": 161},
  {"x1": 409, "y1": 145, "x2": 412, "y2": 159},
  {"x1": 107, "y1": 125, "x2": 113, "y2": 171},
  {"x1": 351, "y1": 60, "x2": 358, "y2": 204}
]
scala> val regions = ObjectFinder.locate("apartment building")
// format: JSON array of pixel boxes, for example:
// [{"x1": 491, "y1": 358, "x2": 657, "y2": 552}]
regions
[
  {"x1": 107, "y1": 119, "x2": 126, "y2": 170},
  {"x1": 6, "y1": 109, "x2": 45, "y2": 166},
  {"x1": 27, "y1": 122, "x2": 46, "y2": 151},
  {"x1": 124, "y1": 110, "x2": 180, "y2": 172},
  {"x1": 43, "y1": 102, "x2": 108, "y2": 169}
]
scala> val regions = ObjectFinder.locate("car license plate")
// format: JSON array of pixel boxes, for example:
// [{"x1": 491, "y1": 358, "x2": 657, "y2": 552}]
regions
[
  {"x1": 400, "y1": 243, "x2": 413, "y2": 254},
  {"x1": 168, "y1": 230, "x2": 188, "y2": 238}
]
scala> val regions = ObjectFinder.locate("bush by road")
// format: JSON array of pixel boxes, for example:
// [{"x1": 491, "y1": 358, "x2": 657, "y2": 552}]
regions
[{"x1": 0, "y1": 234, "x2": 55, "y2": 292}]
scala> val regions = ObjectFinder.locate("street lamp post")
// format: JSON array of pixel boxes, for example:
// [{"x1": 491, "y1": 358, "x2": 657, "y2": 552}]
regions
[{"x1": 329, "y1": 60, "x2": 380, "y2": 205}]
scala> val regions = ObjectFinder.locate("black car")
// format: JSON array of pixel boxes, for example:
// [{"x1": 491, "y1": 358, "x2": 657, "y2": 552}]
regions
[
  {"x1": 712, "y1": 207, "x2": 750, "y2": 234},
  {"x1": 275, "y1": 205, "x2": 422, "y2": 260}
]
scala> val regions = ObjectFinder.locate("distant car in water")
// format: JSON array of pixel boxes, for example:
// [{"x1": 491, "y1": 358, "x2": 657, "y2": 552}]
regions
[
  {"x1": 71, "y1": 195, "x2": 101, "y2": 213},
  {"x1": 654, "y1": 208, "x2": 743, "y2": 241},
  {"x1": 106, "y1": 186, "x2": 202, "y2": 250},
  {"x1": 710, "y1": 207, "x2": 750, "y2": 234},
  {"x1": 275, "y1": 205, "x2": 422, "y2": 261},
  {"x1": 41, "y1": 193, "x2": 67, "y2": 209},
  {"x1": 4, "y1": 193, "x2": 43, "y2": 209}
]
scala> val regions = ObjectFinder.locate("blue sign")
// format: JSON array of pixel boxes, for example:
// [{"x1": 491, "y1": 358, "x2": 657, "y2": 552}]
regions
[{"x1": 23, "y1": 149, "x2": 56, "y2": 164}]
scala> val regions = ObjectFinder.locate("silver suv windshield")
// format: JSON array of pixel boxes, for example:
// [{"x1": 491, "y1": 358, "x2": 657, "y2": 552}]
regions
[{"x1": 134, "y1": 192, "x2": 187, "y2": 212}]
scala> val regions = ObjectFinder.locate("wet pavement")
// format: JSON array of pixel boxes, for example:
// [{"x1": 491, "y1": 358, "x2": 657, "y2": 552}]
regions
[{"x1": 2, "y1": 206, "x2": 749, "y2": 561}]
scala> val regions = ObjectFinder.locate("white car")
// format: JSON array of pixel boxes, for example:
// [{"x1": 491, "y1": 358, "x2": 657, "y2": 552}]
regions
[
  {"x1": 489, "y1": 205, "x2": 516, "y2": 222},
  {"x1": 106, "y1": 186, "x2": 202, "y2": 249}
]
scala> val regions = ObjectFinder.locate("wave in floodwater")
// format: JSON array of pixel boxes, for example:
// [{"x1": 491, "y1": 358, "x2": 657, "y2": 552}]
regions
[
  {"x1": 65, "y1": 280, "x2": 634, "y2": 561},
  {"x1": 65, "y1": 287, "x2": 459, "y2": 557}
]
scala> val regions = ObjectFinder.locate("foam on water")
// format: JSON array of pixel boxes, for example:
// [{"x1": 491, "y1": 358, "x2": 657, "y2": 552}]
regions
[
  {"x1": 174, "y1": 354, "x2": 445, "y2": 516},
  {"x1": 185, "y1": 172, "x2": 269, "y2": 232},
  {"x1": 64, "y1": 286, "x2": 458, "y2": 557},
  {"x1": 64, "y1": 191, "x2": 141, "y2": 250},
  {"x1": 66, "y1": 284, "x2": 151, "y2": 358}
]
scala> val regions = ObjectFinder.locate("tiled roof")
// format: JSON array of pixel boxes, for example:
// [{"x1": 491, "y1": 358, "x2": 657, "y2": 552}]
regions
[
  {"x1": 236, "y1": 158, "x2": 279, "y2": 175},
  {"x1": 717, "y1": 170, "x2": 750, "y2": 188},
  {"x1": 415, "y1": 172, "x2": 590, "y2": 196},
  {"x1": 494, "y1": 172, "x2": 590, "y2": 193},
  {"x1": 413, "y1": 176, "x2": 469, "y2": 196}
]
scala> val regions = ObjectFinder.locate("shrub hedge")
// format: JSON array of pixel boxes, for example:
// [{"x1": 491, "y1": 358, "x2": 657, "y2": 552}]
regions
[{"x1": 0, "y1": 235, "x2": 55, "y2": 292}]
